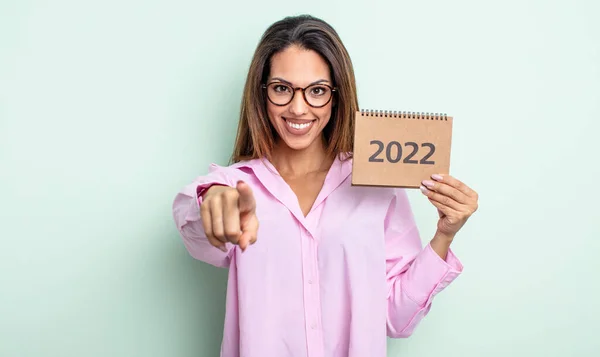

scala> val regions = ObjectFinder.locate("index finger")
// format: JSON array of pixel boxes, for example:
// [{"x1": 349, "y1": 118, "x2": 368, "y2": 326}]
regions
[
  {"x1": 236, "y1": 181, "x2": 256, "y2": 213},
  {"x1": 431, "y1": 174, "x2": 476, "y2": 198}
]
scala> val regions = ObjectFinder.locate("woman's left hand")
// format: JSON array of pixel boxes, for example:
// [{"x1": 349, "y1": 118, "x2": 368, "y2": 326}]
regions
[{"x1": 420, "y1": 174, "x2": 479, "y2": 239}]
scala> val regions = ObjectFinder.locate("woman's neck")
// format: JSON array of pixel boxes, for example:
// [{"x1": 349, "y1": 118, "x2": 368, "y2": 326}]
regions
[{"x1": 270, "y1": 137, "x2": 333, "y2": 177}]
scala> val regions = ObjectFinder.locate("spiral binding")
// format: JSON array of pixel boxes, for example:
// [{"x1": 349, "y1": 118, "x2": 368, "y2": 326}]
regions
[{"x1": 359, "y1": 109, "x2": 448, "y2": 121}]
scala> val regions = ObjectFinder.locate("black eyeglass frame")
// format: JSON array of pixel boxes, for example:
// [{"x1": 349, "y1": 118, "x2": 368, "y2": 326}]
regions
[{"x1": 261, "y1": 82, "x2": 337, "y2": 108}]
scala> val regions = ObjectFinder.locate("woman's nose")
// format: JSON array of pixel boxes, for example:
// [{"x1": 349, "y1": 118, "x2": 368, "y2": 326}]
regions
[{"x1": 288, "y1": 89, "x2": 308, "y2": 115}]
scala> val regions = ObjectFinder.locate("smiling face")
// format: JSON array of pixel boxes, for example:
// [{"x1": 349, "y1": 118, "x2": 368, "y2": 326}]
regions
[{"x1": 265, "y1": 45, "x2": 334, "y2": 153}]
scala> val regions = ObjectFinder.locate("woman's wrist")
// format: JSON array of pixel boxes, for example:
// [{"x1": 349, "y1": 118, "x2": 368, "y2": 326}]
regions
[
  {"x1": 430, "y1": 230, "x2": 455, "y2": 261},
  {"x1": 432, "y1": 230, "x2": 455, "y2": 244}
]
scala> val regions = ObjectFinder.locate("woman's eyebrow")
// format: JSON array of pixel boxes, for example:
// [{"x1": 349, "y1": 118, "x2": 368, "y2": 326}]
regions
[{"x1": 269, "y1": 77, "x2": 331, "y2": 86}]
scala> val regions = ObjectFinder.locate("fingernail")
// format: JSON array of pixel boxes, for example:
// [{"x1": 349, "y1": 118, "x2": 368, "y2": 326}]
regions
[
  {"x1": 432, "y1": 174, "x2": 443, "y2": 181},
  {"x1": 422, "y1": 180, "x2": 435, "y2": 188},
  {"x1": 420, "y1": 185, "x2": 429, "y2": 194},
  {"x1": 219, "y1": 245, "x2": 227, "y2": 252}
]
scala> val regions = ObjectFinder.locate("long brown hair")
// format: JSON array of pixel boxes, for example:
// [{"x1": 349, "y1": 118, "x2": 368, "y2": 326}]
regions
[{"x1": 230, "y1": 14, "x2": 359, "y2": 163}]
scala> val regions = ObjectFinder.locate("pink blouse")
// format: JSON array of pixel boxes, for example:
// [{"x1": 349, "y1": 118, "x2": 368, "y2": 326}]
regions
[{"x1": 172, "y1": 155, "x2": 463, "y2": 357}]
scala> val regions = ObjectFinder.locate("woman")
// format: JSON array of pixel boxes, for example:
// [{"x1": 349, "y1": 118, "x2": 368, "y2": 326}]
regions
[{"x1": 172, "y1": 14, "x2": 478, "y2": 357}]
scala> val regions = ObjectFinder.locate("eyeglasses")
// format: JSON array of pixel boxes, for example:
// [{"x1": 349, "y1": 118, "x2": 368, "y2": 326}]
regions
[{"x1": 262, "y1": 82, "x2": 336, "y2": 108}]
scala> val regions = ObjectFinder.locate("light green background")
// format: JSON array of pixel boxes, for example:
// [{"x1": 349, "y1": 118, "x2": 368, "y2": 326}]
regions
[{"x1": 1, "y1": 0, "x2": 599, "y2": 356}]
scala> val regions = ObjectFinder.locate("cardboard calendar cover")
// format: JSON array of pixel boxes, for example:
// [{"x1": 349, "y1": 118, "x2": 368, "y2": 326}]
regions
[{"x1": 351, "y1": 110, "x2": 453, "y2": 188}]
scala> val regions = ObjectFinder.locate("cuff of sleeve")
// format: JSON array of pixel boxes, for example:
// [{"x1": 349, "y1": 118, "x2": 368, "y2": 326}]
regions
[
  {"x1": 402, "y1": 243, "x2": 463, "y2": 306},
  {"x1": 183, "y1": 185, "x2": 204, "y2": 223}
]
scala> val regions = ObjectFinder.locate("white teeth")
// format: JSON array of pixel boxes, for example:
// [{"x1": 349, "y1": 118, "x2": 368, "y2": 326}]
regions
[{"x1": 286, "y1": 120, "x2": 311, "y2": 130}]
